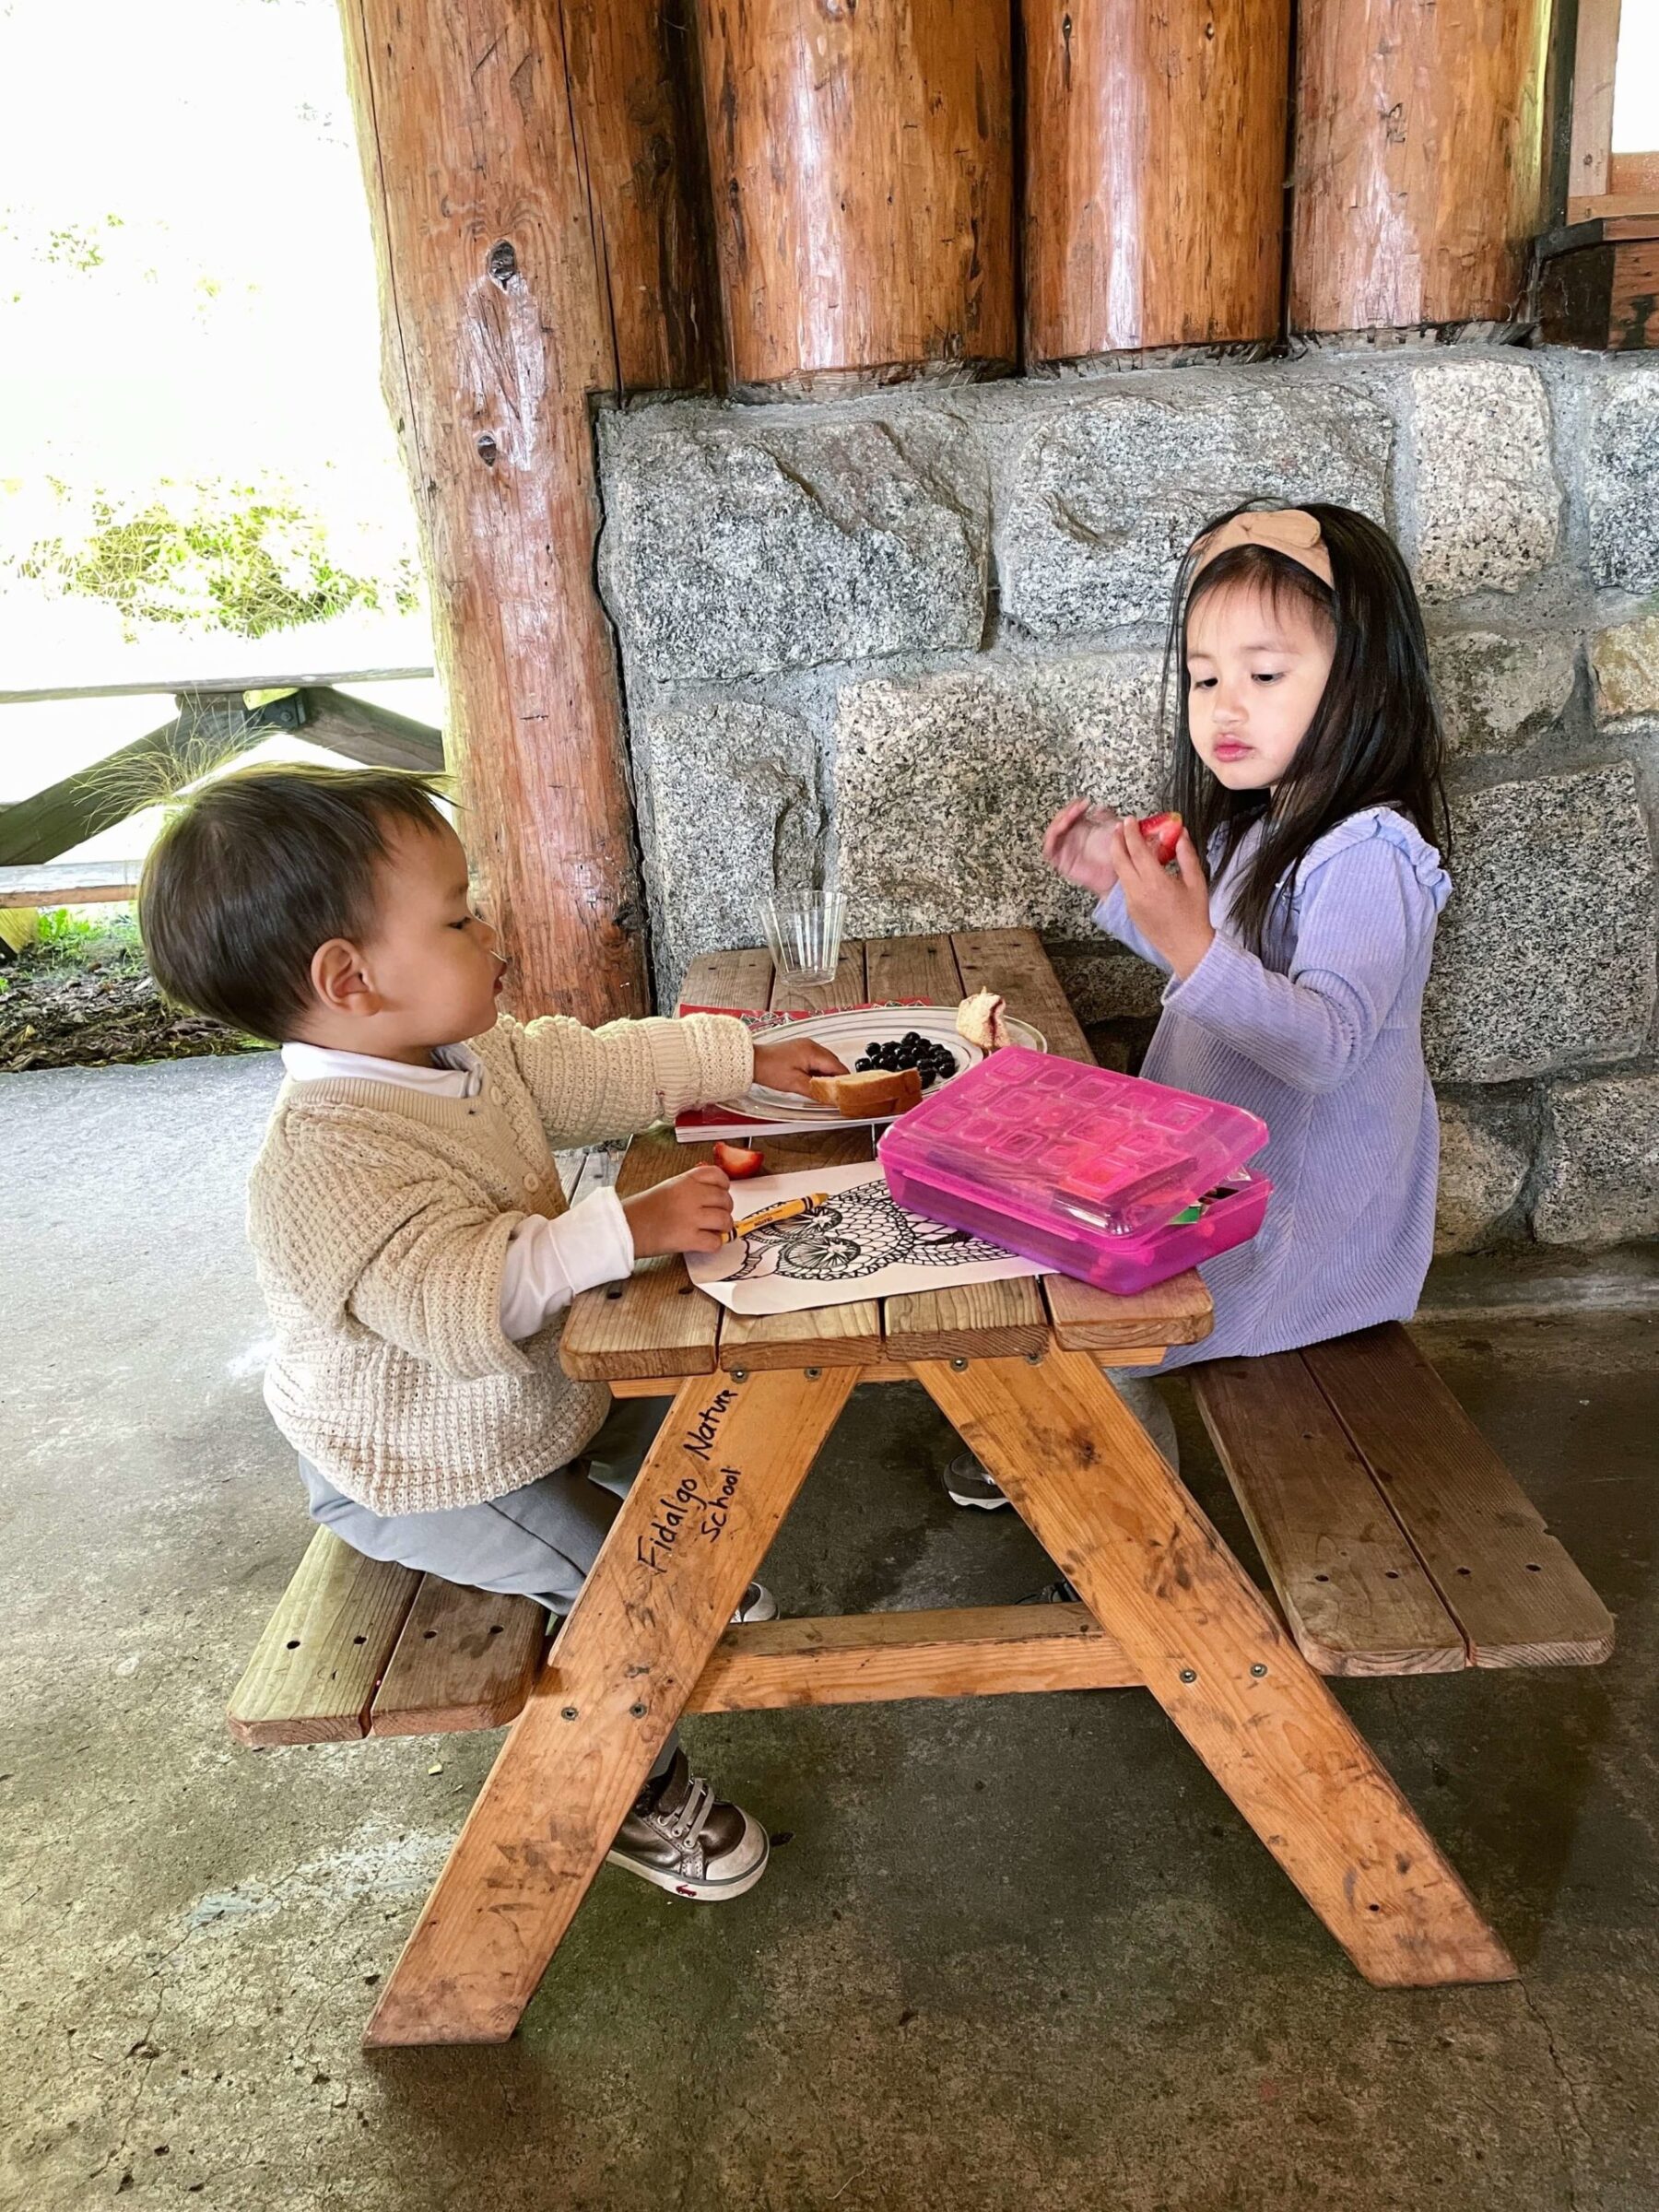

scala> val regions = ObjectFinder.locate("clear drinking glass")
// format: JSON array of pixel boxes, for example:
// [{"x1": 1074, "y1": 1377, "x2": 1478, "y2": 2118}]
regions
[{"x1": 762, "y1": 891, "x2": 845, "y2": 1009}]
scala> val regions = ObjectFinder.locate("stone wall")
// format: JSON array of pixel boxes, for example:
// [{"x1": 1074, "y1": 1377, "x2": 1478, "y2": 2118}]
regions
[{"x1": 595, "y1": 346, "x2": 1659, "y2": 1252}]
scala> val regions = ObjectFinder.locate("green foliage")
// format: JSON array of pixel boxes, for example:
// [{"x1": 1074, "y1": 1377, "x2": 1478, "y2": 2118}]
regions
[
  {"x1": 33, "y1": 908, "x2": 143, "y2": 964},
  {"x1": 17, "y1": 479, "x2": 421, "y2": 641},
  {"x1": 41, "y1": 216, "x2": 124, "y2": 272}
]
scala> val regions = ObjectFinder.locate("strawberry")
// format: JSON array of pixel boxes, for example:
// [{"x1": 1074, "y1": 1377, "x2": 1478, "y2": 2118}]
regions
[
  {"x1": 1135, "y1": 810, "x2": 1183, "y2": 867},
  {"x1": 712, "y1": 1140, "x2": 767, "y2": 1179}
]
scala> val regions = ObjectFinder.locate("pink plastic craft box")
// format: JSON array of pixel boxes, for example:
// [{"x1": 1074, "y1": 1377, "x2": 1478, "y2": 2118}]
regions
[{"x1": 877, "y1": 1048, "x2": 1270, "y2": 1297}]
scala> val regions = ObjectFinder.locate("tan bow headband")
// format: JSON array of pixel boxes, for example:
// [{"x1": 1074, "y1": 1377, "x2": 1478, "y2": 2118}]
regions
[{"x1": 1192, "y1": 508, "x2": 1335, "y2": 588}]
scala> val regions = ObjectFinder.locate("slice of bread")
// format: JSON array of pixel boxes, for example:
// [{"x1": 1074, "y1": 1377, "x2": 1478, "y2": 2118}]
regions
[
  {"x1": 956, "y1": 989, "x2": 1009, "y2": 1052},
  {"x1": 806, "y1": 1066, "x2": 924, "y2": 1118}
]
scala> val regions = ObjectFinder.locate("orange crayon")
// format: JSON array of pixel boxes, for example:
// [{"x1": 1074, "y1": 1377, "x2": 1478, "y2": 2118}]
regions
[{"x1": 732, "y1": 1192, "x2": 829, "y2": 1240}]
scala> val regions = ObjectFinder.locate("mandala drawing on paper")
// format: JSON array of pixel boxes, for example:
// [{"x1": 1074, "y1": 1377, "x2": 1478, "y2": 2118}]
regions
[{"x1": 732, "y1": 1178, "x2": 1008, "y2": 1284}]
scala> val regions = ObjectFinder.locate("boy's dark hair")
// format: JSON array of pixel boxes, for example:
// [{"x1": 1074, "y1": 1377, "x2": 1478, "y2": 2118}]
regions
[
  {"x1": 138, "y1": 761, "x2": 452, "y2": 1044},
  {"x1": 1160, "y1": 500, "x2": 1450, "y2": 961}
]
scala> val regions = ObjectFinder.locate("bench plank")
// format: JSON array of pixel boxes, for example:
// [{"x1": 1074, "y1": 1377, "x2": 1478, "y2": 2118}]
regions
[
  {"x1": 370, "y1": 1577, "x2": 547, "y2": 1735},
  {"x1": 228, "y1": 1531, "x2": 419, "y2": 1747},
  {"x1": 686, "y1": 1603, "x2": 1141, "y2": 1710},
  {"x1": 1193, "y1": 1355, "x2": 1468, "y2": 1677},
  {"x1": 1303, "y1": 1327, "x2": 1616, "y2": 1669}
]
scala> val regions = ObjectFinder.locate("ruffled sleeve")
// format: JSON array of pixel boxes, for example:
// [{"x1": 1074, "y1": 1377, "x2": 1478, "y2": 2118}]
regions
[
  {"x1": 1159, "y1": 811, "x2": 1447, "y2": 1095},
  {"x1": 1294, "y1": 807, "x2": 1451, "y2": 915}
]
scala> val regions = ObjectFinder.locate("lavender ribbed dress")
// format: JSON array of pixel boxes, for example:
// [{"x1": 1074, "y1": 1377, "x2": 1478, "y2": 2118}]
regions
[{"x1": 1096, "y1": 806, "x2": 1451, "y2": 1370}]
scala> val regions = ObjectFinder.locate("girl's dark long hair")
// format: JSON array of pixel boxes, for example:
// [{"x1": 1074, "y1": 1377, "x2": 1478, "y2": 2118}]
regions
[{"x1": 1161, "y1": 500, "x2": 1450, "y2": 960}]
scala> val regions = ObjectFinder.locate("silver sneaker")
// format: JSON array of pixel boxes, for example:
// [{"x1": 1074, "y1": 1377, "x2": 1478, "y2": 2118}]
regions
[
  {"x1": 606, "y1": 1749, "x2": 770, "y2": 1902},
  {"x1": 546, "y1": 1581, "x2": 777, "y2": 1635},
  {"x1": 944, "y1": 1452, "x2": 1010, "y2": 1510},
  {"x1": 1020, "y1": 1575, "x2": 1082, "y2": 1606}
]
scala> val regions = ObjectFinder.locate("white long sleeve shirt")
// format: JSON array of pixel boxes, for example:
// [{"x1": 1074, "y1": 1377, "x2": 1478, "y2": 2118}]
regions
[{"x1": 279, "y1": 1041, "x2": 634, "y2": 1339}]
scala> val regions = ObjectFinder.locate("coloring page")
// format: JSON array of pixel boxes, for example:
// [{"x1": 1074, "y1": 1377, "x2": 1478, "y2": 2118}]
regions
[{"x1": 688, "y1": 1160, "x2": 1046, "y2": 1316}]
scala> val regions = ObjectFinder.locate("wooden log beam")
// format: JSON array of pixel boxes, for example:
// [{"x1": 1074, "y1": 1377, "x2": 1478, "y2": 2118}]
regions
[
  {"x1": 0, "y1": 691, "x2": 302, "y2": 868},
  {"x1": 559, "y1": 0, "x2": 714, "y2": 391},
  {"x1": 1290, "y1": 0, "x2": 1552, "y2": 335},
  {"x1": 336, "y1": 0, "x2": 668, "y2": 1024},
  {"x1": 695, "y1": 0, "x2": 1016, "y2": 394},
  {"x1": 1021, "y1": 0, "x2": 1291, "y2": 362},
  {"x1": 296, "y1": 687, "x2": 444, "y2": 773}
]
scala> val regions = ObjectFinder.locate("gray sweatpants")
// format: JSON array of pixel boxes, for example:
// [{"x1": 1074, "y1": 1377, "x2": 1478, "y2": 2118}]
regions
[
  {"x1": 1104, "y1": 1372, "x2": 1181, "y2": 1468},
  {"x1": 300, "y1": 1394, "x2": 677, "y2": 1774}
]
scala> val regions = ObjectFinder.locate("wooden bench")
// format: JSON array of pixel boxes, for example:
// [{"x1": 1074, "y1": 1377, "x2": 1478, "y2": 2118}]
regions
[
  {"x1": 229, "y1": 1322, "x2": 1612, "y2": 1747},
  {"x1": 1192, "y1": 1324, "x2": 1613, "y2": 1676}
]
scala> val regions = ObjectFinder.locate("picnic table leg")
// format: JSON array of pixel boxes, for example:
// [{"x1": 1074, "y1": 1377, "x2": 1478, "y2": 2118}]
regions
[
  {"x1": 364, "y1": 1365, "x2": 859, "y2": 2046},
  {"x1": 921, "y1": 1349, "x2": 1517, "y2": 1988}
]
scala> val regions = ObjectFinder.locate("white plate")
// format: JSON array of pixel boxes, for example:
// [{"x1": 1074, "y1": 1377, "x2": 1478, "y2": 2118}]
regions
[{"x1": 737, "y1": 1006, "x2": 1048, "y2": 1126}]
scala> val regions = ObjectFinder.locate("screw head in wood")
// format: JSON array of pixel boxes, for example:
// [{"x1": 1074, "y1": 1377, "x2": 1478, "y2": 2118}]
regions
[
  {"x1": 1179, "y1": 1668, "x2": 1197, "y2": 1684},
  {"x1": 1251, "y1": 1662, "x2": 1267, "y2": 1677},
  {"x1": 730, "y1": 1367, "x2": 748, "y2": 1381},
  {"x1": 1025, "y1": 1350, "x2": 1044, "y2": 1364},
  {"x1": 560, "y1": 1705, "x2": 578, "y2": 1720},
  {"x1": 629, "y1": 1701, "x2": 647, "y2": 1718},
  {"x1": 949, "y1": 1357, "x2": 969, "y2": 1371},
  {"x1": 804, "y1": 1367, "x2": 821, "y2": 1379}
]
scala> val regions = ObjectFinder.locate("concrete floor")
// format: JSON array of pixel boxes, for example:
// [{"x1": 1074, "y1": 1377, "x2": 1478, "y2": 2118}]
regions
[{"x1": 3, "y1": 1053, "x2": 1656, "y2": 2212}]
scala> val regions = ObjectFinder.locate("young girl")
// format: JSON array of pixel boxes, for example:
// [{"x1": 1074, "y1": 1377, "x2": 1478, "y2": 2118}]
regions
[{"x1": 947, "y1": 500, "x2": 1451, "y2": 1510}]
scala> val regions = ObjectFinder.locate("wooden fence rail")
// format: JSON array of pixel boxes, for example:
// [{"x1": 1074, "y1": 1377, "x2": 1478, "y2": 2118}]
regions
[{"x1": 0, "y1": 679, "x2": 444, "y2": 878}]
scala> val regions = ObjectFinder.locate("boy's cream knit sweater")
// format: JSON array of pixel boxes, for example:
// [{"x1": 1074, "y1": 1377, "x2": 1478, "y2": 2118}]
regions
[{"x1": 248, "y1": 1010, "x2": 753, "y2": 1515}]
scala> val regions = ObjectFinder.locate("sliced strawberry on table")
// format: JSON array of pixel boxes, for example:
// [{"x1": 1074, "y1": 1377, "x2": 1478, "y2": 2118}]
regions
[
  {"x1": 1135, "y1": 810, "x2": 1183, "y2": 866},
  {"x1": 712, "y1": 1140, "x2": 767, "y2": 1179}
]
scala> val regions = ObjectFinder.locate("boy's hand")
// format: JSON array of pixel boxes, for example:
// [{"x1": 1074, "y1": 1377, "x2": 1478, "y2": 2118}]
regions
[
  {"x1": 623, "y1": 1166, "x2": 736, "y2": 1258},
  {"x1": 751, "y1": 1036, "x2": 847, "y2": 1097},
  {"x1": 1043, "y1": 799, "x2": 1123, "y2": 894},
  {"x1": 1113, "y1": 818, "x2": 1215, "y2": 978}
]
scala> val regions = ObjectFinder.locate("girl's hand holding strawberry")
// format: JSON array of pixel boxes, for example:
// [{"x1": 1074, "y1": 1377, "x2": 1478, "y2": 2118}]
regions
[{"x1": 1112, "y1": 817, "x2": 1215, "y2": 980}]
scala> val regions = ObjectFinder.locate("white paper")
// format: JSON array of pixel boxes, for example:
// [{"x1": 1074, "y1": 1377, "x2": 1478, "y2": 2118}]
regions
[{"x1": 688, "y1": 1160, "x2": 1046, "y2": 1316}]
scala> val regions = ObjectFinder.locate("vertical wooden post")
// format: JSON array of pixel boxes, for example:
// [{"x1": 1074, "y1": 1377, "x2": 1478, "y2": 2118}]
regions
[
  {"x1": 1021, "y1": 0, "x2": 1292, "y2": 363},
  {"x1": 695, "y1": 0, "x2": 1017, "y2": 394},
  {"x1": 336, "y1": 0, "x2": 684, "y2": 1023},
  {"x1": 560, "y1": 0, "x2": 715, "y2": 391},
  {"x1": 1290, "y1": 0, "x2": 1552, "y2": 335},
  {"x1": 1565, "y1": 0, "x2": 1622, "y2": 222}
]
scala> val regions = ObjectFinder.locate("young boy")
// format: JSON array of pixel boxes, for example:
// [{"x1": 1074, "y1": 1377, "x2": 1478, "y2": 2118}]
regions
[{"x1": 140, "y1": 762, "x2": 843, "y2": 1903}]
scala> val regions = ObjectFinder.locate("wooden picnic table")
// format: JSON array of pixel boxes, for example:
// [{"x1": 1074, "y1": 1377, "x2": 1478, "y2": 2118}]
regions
[{"x1": 359, "y1": 928, "x2": 1518, "y2": 2047}]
